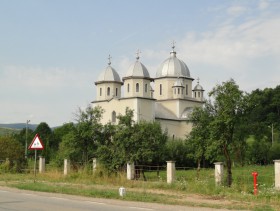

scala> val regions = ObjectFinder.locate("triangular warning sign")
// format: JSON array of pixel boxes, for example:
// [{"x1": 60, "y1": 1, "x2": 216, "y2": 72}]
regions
[{"x1": 28, "y1": 133, "x2": 44, "y2": 150}]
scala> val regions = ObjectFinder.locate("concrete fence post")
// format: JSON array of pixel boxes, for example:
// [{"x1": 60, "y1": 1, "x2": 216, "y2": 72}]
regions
[
  {"x1": 93, "y1": 158, "x2": 97, "y2": 172},
  {"x1": 274, "y1": 160, "x2": 280, "y2": 189},
  {"x1": 214, "y1": 162, "x2": 224, "y2": 185},
  {"x1": 39, "y1": 156, "x2": 45, "y2": 173},
  {"x1": 167, "y1": 161, "x2": 176, "y2": 184},
  {"x1": 64, "y1": 159, "x2": 70, "y2": 175},
  {"x1": 127, "y1": 162, "x2": 135, "y2": 180}
]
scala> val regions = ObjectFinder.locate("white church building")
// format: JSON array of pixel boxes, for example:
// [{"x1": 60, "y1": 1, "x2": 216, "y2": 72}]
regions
[{"x1": 92, "y1": 45, "x2": 205, "y2": 139}]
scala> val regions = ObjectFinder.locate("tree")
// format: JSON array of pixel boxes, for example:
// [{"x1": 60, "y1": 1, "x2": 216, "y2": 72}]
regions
[
  {"x1": 208, "y1": 79, "x2": 246, "y2": 186},
  {"x1": 75, "y1": 105, "x2": 104, "y2": 164},
  {"x1": 186, "y1": 103, "x2": 215, "y2": 171},
  {"x1": 33, "y1": 122, "x2": 53, "y2": 161},
  {"x1": 0, "y1": 136, "x2": 26, "y2": 172}
]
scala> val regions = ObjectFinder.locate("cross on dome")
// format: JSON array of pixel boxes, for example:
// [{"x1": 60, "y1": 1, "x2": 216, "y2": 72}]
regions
[
  {"x1": 171, "y1": 40, "x2": 176, "y2": 51},
  {"x1": 108, "y1": 54, "x2": 112, "y2": 65},
  {"x1": 197, "y1": 77, "x2": 200, "y2": 84},
  {"x1": 136, "y1": 49, "x2": 141, "y2": 60}
]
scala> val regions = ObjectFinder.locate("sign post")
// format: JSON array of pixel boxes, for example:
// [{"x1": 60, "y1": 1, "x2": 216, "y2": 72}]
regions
[{"x1": 28, "y1": 134, "x2": 44, "y2": 182}]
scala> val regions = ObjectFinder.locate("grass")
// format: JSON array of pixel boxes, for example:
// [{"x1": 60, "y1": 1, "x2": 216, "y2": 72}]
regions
[{"x1": 0, "y1": 165, "x2": 279, "y2": 211}]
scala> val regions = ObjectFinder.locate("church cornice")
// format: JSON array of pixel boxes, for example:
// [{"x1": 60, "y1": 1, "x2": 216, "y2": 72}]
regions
[
  {"x1": 95, "y1": 81, "x2": 123, "y2": 85},
  {"x1": 154, "y1": 76, "x2": 194, "y2": 81},
  {"x1": 122, "y1": 76, "x2": 154, "y2": 82},
  {"x1": 91, "y1": 96, "x2": 156, "y2": 104},
  {"x1": 156, "y1": 98, "x2": 205, "y2": 103}
]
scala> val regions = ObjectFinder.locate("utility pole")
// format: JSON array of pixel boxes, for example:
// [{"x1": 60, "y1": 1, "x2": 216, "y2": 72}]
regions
[{"x1": 25, "y1": 120, "x2": 30, "y2": 159}]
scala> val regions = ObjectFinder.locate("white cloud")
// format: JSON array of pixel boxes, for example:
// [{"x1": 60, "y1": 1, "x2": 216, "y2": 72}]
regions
[{"x1": 227, "y1": 5, "x2": 248, "y2": 17}]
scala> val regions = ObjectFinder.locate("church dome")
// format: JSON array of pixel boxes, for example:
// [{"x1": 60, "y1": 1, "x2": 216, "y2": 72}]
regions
[
  {"x1": 193, "y1": 79, "x2": 204, "y2": 91},
  {"x1": 97, "y1": 66, "x2": 121, "y2": 82},
  {"x1": 156, "y1": 46, "x2": 191, "y2": 78},
  {"x1": 96, "y1": 55, "x2": 122, "y2": 84},
  {"x1": 125, "y1": 60, "x2": 150, "y2": 78}
]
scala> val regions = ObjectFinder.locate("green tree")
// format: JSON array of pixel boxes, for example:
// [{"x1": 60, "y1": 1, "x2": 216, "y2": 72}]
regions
[
  {"x1": 0, "y1": 136, "x2": 26, "y2": 172},
  {"x1": 75, "y1": 105, "x2": 104, "y2": 164},
  {"x1": 208, "y1": 79, "x2": 246, "y2": 186},
  {"x1": 33, "y1": 122, "x2": 53, "y2": 161}
]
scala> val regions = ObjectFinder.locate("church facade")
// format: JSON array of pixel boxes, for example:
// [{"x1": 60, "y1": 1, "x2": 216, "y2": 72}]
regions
[{"x1": 91, "y1": 45, "x2": 205, "y2": 139}]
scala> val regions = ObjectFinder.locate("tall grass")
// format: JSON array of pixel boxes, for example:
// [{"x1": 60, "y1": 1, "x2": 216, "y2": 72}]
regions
[{"x1": 0, "y1": 164, "x2": 279, "y2": 210}]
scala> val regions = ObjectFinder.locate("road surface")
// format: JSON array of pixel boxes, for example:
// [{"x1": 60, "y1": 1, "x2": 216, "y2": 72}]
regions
[{"x1": 0, "y1": 186, "x2": 237, "y2": 211}]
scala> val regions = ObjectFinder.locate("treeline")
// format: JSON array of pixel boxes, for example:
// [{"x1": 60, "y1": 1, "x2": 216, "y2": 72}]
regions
[{"x1": 1, "y1": 80, "x2": 279, "y2": 178}]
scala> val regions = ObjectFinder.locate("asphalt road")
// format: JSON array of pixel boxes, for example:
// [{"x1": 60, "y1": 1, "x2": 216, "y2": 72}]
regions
[{"x1": 0, "y1": 187, "x2": 236, "y2": 211}]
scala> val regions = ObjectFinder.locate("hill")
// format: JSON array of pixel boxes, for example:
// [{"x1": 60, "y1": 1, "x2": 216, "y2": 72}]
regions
[
  {"x1": 0, "y1": 127, "x2": 20, "y2": 136},
  {"x1": 0, "y1": 123, "x2": 38, "y2": 131}
]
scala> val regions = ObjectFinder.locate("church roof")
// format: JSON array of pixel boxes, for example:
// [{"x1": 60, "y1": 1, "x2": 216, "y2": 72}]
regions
[
  {"x1": 193, "y1": 79, "x2": 204, "y2": 91},
  {"x1": 125, "y1": 60, "x2": 150, "y2": 78},
  {"x1": 124, "y1": 50, "x2": 151, "y2": 79},
  {"x1": 96, "y1": 55, "x2": 122, "y2": 83},
  {"x1": 156, "y1": 45, "x2": 191, "y2": 78}
]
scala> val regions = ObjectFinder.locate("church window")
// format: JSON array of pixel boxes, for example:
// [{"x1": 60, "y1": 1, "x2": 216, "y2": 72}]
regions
[
  {"x1": 198, "y1": 92, "x2": 200, "y2": 98},
  {"x1": 100, "y1": 88, "x2": 102, "y2": 96},
  {"x1": 178, "y1": 88, "x2": 180, "y2": 94},
  {"x1": 127, "y1": 84, "x2": 130, "y2": 93},
  {"x1": 145, "y1": 84, "x2": 148, "y2": 92},
  {"x1": 186, "y1": 85, "x2": 188, "y2": 95},
  {"x1": 112, "y1": 111, "x2": 116, "y2": 123},
  {"x1": 107, "y1": 87, "x2": 110, "y2": 96},
  {"x1": 194, "y1": 92, "x2": 196, "y2": 98},
  {"x1": 160, "y1": 84, "x2": 162, "y2": 95},
  {"x1": 136, "y1": 83, "x2": 139, "y2": 92},
  {"x1": 116, "y1": 88, "x2": 118, "y2": 96}
]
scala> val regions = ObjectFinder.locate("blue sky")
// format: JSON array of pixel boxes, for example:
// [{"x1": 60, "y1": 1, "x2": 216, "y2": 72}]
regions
[{"x1": 0, "y1": 0, "x2": 279, "y2": 127}]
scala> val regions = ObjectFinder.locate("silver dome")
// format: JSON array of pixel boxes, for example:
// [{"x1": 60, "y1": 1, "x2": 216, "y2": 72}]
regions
[
  {"x1": 97, "y1": 65, "x2": 121, "y2": 82},
  {"x1": 156, "y1": 51, "x2": 191, "y2": 78},
  {"x1": 193, "y1": 83, "x2": 204, "y2": 91},
  {"x1": 125, "y1": 60, "x2": 150, "y2": 78}
]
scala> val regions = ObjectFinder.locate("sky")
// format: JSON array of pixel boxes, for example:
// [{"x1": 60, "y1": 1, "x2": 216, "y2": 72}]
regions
[{"x1": 0, "y1": 0, "x2": 279, "y2": 127}]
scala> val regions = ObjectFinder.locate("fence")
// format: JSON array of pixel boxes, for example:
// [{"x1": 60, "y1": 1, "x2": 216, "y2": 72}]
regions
[{"x1": 2, "y1": 157, "x2": 280, "y2": 191}]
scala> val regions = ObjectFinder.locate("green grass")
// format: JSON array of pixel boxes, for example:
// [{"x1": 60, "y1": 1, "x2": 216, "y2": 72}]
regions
[{"x1": 0, "y1": 165, "x2": 279, "y2": 210}]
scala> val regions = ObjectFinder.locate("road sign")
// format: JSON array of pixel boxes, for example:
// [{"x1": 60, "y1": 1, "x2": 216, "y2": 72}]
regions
[{"x1": 28, "y1": 133, "x2": 44, "y2": 150}]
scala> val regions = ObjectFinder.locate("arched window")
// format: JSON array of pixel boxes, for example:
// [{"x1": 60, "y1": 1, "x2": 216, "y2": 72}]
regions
[
  {"x1": 127, "y1": 83, "x2": 130, "y2": 93},
  {"x1": 116, "y1": 88, "x2": 118, "y2": 96},
  {"x1": 107, "y1": 87, "x2": 110, "y2": 96},
  {"x1": 145, "y1": 84, "x2": 148, "y2": 93},
  {"x1": 100, "y1": 88, "x2": 102, "y2": 96},
  {"x1": 186, "y1": 85, "x2": 188, "y2": 95},
  {"x1": 112, "y1": 111, "x2": 116, "y2": 123},
  {"x1": 198, "y1": 92, "x2": 200, "y2": 98},
  {"x1": 178, "y1": 88, "x2": 180, "y2": 94},
  {"x1": 160, "y1": 84, "x2": 162, "y2": 95},
  {"x1": 136, "y1": 83, "x2": 139, "y2": 92},
  {"x1": 194, "y1": 92, "x2": 197, "y2": 98}
]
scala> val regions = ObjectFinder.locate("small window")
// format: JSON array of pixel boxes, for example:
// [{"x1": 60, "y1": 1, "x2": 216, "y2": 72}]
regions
[
  {"x1": 112, "y1": 111, "x2": 116, "y2": 123},
  {"x1": 174, "y1": 88, "x2": 176, "y2": 94},
  {"x1": 198, "y1": 92, "x2": 200, "y2": 98},
  {"x1": 160, "y1": 84, "x2": 162, "y2": 95},
  {"x1": 127, "y1": 84, "x2": 130, "y2": 93},
  {"x1": 107, "y1": 87, "x2": 110, "y2": 96},
  {"x1": 178, "y1": 88, "x2": 180, "y2": 94},
  {"x1": 116, "y1": 88, "x2": 118, "y2": 96},
  {"x1": 145, "y1": 84, "x2": 148, "y2": 92},
  {"x1": 186, "y1": 85, "x2": 188, "y2": 95},
  {"x1": 100, "y1": 88, "x2": 102, "y2": 96},
  {"x1": 194, "y1": 92, "x2": 196, "y2": 98},
  {"x1": 136, "y1": 83, "x2": 139, "y2": 92}
]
